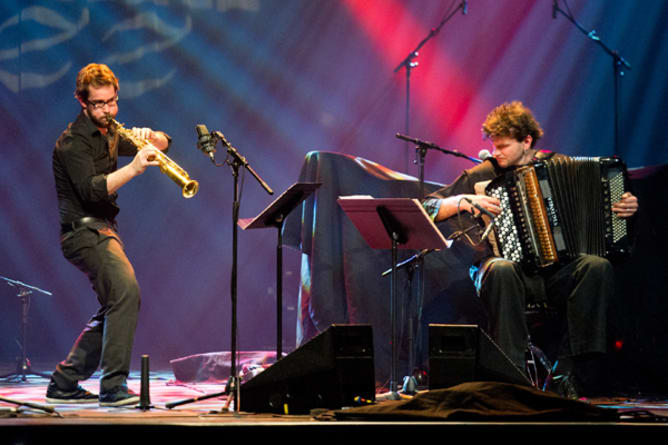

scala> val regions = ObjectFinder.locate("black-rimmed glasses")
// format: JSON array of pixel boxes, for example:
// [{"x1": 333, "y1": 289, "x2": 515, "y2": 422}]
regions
[{"x1": 87, "y1": 96, "x2": 118, "y2": 110}]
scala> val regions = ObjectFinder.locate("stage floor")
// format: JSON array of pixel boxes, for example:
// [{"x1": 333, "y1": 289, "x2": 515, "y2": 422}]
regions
[{"x1": 2, "y1": 364, "x2": 668, "y2": 441}]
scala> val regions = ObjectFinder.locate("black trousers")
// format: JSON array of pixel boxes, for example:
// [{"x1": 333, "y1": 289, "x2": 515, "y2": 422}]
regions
[
  {"x1": 472, "y1": 255, "x2": 612, "y2": 369},
  {"x1": 51, "y1": 223, "x2": 140, "y2": 393}
]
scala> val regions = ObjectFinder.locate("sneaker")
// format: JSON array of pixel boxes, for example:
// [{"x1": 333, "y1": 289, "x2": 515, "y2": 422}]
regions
[
  {"x1": 45, "y1": 380, "x2": 98, "y2": 404},
  {"x1": 99, "y1": 386, "x2": 140, "y2": 407}
]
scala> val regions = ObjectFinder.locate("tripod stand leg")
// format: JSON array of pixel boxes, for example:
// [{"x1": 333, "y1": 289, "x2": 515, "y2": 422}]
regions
[
  {"x1": 1, "y1": 293, "x2": 50, "y2": 382},
  {"x1": 165, "y1": 390, "x2": 227, "y2": 409},
  {"x1": 0, "y1": 359, "x2": 51, "y2": 382},
  {"x1": 0, "y1": 395, "x2": 56, "y2": 414},
  {"x1": 0, "y1": 363, "x2": 22, "y2": 380}
]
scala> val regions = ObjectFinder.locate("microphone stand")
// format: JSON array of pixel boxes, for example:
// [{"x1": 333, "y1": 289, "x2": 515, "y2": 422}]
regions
[
  {"x1": 390, "y1": 133, "x2": 480, "y2": 391},
  {"x1": 395, "y1": 133, "x2": 482, "y2": 166},
  {"x1": 217, "y1": 134, "x2": 273, "y2": 412},
  {"x1": 227, "y1": 156, "x2": 242, "y2": 412},
  {"x1": 380, "y1": 247, "x2": 434, "y2": 394},
  {"x1": 393, "y1": 0, "x2": 467, "y2": 173},
  {"x1": 166, "y1": 132, "x2": 272, "y2": 413},
  {"x1": 552, "y1": 1, "x2": 631, "y2": 156},
  {"x1": 213, "y1": 132, "x2": 274, "y2": 196},
  {"x1": 1, "y1": 276, "x2": 52, "y2": 382},
  {"x1": 392, "y1": 4, "x2": 467, "y2": 384}
]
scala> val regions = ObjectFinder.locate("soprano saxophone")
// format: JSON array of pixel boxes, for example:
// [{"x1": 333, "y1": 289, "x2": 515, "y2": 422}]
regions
[{"x1": 108, "y1": 119, "x2": 199, "y2": 198}]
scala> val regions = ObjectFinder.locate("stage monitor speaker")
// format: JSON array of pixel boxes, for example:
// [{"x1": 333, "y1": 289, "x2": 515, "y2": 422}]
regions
[
  {"x1": 428, "y1": 324, "x2": 532, "y2": 389},
  {"x1": 240, "y1": 324, "x2": 375, "y2": 414}
]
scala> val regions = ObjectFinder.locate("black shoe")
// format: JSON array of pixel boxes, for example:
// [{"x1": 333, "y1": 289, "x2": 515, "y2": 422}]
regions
[
  {"x1": 99, "y1": 386, "x2": 140, "y2": 407},
  {"x1": 45, "y1": 380, "x2": 98, "y2": 404}
]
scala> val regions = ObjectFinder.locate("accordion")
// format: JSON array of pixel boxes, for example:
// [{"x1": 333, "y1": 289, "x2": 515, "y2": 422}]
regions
[{"x1": 484, "y1": 156, "x2": 630, "y2": 270}]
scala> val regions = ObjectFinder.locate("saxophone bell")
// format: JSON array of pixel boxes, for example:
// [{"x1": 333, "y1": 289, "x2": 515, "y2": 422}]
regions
[{"x1": 109, "y1": 119, "x2": 199, "y2": 198}]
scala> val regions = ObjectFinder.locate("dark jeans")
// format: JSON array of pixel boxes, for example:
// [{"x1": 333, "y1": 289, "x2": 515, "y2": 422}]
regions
[
  {"x1": 472, "y1": 255, "x2": 612, "y2": 369},
  {"x1": 51, "y1": 222, "x2": 140, "y2": 393}
]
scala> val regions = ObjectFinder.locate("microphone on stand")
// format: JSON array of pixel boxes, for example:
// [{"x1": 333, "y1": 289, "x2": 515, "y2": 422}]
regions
[
  {"x1": 196, "y1": 124, "x2": 217, "y2": 162},
  {"x1": 478, "y1": 149, "x2": 492, "y2": 161},
  {"x1": 380, "y1": 248, "x2": 434, "y2": 277}
]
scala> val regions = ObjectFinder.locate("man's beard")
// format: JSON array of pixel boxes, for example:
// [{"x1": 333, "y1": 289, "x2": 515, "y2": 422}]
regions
[{"x1": 88, "y1": 110, "x2": 115, "y2": 129}]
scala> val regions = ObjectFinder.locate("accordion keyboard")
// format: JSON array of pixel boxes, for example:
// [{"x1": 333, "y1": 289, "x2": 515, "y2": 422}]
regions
[
  {"x1": 608, "y1": 169, "x2": 627, "y2": 244},
  {"x1": 488, "y1": 185, "x2": 524, "y2": 263}
]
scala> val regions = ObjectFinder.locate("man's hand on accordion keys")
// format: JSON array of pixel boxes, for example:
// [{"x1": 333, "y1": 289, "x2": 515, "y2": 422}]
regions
[{"x1": 611, "y1": 192, "x2": 638, "y2": 218}]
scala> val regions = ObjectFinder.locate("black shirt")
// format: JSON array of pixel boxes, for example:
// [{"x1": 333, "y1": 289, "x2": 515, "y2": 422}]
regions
[{"x1": 53, "y1": 111, "x2": 138, "y2": 225}]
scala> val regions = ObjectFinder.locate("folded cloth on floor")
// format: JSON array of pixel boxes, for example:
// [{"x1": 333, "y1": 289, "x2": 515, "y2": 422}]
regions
[{"x1": 328, "y1": 381, "x2": 618, "y2": 422}]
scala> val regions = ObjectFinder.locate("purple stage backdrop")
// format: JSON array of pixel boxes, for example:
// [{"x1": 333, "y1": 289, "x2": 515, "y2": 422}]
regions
[{"x1": 1, "y1": 1, "x2": 667, "y2": 376}]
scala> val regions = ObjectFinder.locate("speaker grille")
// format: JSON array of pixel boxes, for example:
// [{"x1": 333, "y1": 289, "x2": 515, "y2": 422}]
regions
[{"x1": 429, "y1": 324, "x2": 532, "y2": 389}]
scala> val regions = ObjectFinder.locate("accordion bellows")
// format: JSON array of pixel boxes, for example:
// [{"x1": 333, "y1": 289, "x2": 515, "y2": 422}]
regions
[{"x1": 485, "y1": 157, "x2": 629, "y2": 270}]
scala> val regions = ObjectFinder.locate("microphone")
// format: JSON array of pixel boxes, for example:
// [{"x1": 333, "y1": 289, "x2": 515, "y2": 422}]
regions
[
  {"x1": 463, "y1": 197, "x2": 495, "y2": 219},
  {"x1": 196, "y1": 124, "x2": 217, "y2": 162},
  {"x1": 478, "y1": 149, "x2": 492, "y2": 161},
  {"x1": 462, "y1": 0, "x2": 468, "y2": 15},
  {"x1": 552, "y1": 0, "x2": 558, "y2": 19}
]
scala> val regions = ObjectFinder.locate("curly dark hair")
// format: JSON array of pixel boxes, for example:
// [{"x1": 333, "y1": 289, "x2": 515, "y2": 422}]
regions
[
  {"x1": 74, "y1": 63, "x2": 119, "y2": 102},
  {"x1": 481, "y1": 101, "x2": 544, "y2": 148}
]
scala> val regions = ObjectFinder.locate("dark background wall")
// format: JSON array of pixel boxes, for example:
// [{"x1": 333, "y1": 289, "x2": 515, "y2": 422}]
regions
[{"x1": 1, "y1": 1, "x2": 666, "y2": 388}]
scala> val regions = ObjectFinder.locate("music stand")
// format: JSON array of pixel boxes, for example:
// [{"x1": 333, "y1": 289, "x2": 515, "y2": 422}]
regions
[
  {"x1": 238, "y1": 182, "x2": 321, "y2": 360},
  {"x1": 1, "y1": 276, "x2": 52, "y2": 381},
  {"x1": 338, "y1": 197, "x2": 451, "y2": 399}
]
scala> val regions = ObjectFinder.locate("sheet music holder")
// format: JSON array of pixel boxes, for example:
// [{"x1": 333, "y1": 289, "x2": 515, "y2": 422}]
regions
[
  {"x1": 238, "y1": 182, "x2": 321, "y2": 360},
  {"x1": 338, "y1": 197, "x2": 452, "y2": 250},
  {"x1": 338, "y1": 197, "x2": 450, "y2": 398}
]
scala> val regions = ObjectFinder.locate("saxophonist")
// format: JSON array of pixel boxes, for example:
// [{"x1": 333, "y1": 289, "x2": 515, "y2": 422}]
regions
[{"x1": 47, "y1": 63, "x2": 169, "y2": 406}]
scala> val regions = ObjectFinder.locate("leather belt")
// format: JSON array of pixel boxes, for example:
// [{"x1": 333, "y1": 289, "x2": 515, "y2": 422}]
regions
[{"x1": 61, "y1": 216, "x2": 116, "y2": 234}]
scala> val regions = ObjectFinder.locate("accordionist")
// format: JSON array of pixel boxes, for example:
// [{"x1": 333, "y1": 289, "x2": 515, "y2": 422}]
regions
[{"x1": 422, "y1": 101, "x2": 638, "y2": 398}]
